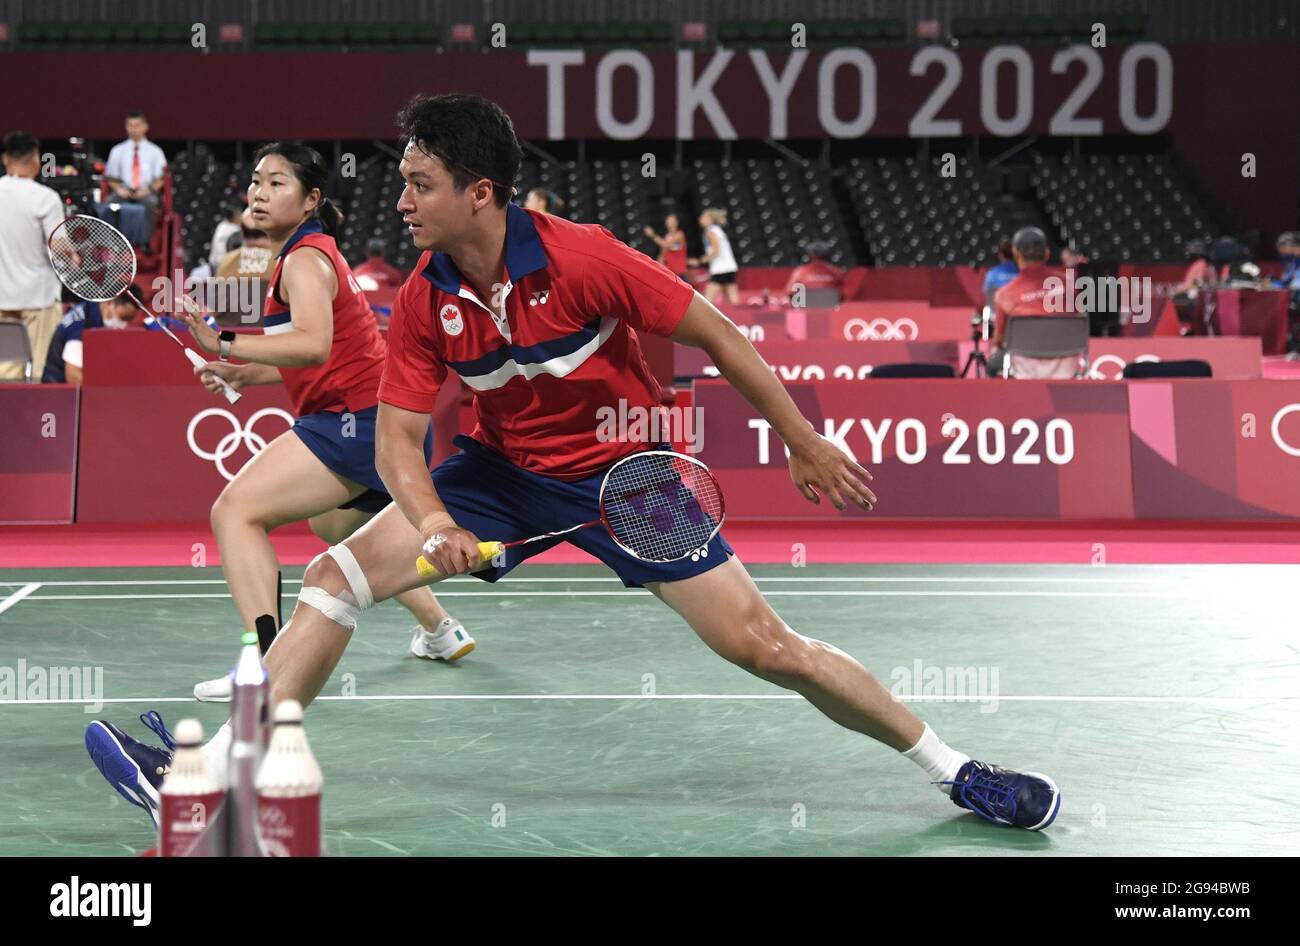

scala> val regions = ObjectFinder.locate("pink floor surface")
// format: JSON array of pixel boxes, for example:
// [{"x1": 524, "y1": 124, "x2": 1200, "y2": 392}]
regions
[{"x1": 3, "y1": 519, "x2": 1297, "y2": 568}]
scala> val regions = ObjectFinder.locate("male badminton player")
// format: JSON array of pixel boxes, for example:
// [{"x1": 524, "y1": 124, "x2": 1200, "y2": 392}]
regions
[
  {"x1": 150, "y1": 144, "x2": 475, "y2": 708},
  {"x1": 86, "y1": 97, "x2": 1059, "y2": 833}
]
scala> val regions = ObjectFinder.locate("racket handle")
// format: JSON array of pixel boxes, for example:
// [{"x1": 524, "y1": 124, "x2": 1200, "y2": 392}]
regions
[
  {"x1": 416, "y1": 541, "x2": 504, "y2": 578},
  {"x1": 184, "y1": 348, "x2": 242, "y2": 403}
]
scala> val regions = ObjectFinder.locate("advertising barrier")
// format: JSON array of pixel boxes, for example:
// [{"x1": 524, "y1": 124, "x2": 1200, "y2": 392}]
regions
[
  {"x1": 693, "y1": 379, "x2": 1136, "y2": 519},
  {"x1": 0, "y1": 384, "x2": 80, "y2": 524}
]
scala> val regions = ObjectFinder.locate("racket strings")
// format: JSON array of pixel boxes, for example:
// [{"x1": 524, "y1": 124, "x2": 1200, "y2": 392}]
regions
[
  {"x1": 600, "y1": 453, "x2": 724, "y2": 562},
  {"x1": 48, "y1": 216, "x2": 138, "y2": 302}
]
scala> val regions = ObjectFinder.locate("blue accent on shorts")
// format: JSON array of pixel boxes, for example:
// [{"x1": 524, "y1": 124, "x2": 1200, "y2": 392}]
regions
[
  {"x1": 292, "y1": 405, "x2": 433, "y2": 513},
  {"x1": 431, "y1": 435, "x2": 733, "y2": 588}
]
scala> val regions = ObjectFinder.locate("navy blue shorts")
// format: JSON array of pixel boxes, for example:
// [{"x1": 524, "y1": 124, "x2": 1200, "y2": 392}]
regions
[
  {"x1": 433, "y1": 435, "x2": 733, "y2": 588},
  {"x1": 292, "y1": 405, "x2": 433, "y2": 513}
]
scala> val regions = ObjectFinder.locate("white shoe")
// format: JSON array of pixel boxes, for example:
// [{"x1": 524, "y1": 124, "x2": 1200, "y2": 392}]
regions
[
  {"x1": 194, "y1": 673, "x2": 232, "y2": 703},
  {"x1": 409, "y1": 618, "x2": 475, "y2": 662}
]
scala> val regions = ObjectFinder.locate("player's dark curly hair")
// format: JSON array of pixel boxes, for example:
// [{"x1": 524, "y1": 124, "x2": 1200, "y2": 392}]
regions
[
  {"x1": 396, "y1": 93, "x2": 523, "y2": 209},
  {"x1": 251, "y1": 142, "x2": 343, "y2": 236}
]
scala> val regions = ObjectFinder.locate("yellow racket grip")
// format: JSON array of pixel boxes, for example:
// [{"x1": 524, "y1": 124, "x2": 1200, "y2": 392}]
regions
[{"x1": 416, "y1": 541, "x2": 505, "y2": 578}]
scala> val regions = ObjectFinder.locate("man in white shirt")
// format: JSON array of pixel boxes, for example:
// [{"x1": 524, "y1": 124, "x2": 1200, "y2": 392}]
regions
[
  {"x1": 207, "y1": 201, "x2": 243, "y2": 270},
  {"x1": 103, "y1": 111, "x2": 167, "y2": 242},
  {"x1": 0, "y1": 130, "x2": 66, "y2": 381}
]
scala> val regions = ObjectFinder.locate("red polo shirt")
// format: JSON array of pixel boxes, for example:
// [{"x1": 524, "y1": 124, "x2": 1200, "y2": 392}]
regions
[
  {"x1": 786, "y1": 259, "x2": 843, "y2": 293},
  {"x1": 379, "y1": 205, "x2": 696, "y2": 478},
  {"x1": 992, "y1": 263, "x2": 1067, "y2": 346}
]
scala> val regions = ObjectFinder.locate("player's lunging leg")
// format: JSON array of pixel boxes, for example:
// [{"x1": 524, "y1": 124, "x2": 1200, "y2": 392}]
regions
[
  {"x1": 191, "y1": 506, "x2": 449, "y2": 787},
  {"x1": 309, "y1": 508, "x2": 475, "y2": 661},
  {"x1": 264, "y1": 504, "x2": 439, "y2": 710},
  {"x1": 651, "y1": 556, "x2": 1061, "y2": 830},
  {"x1": 83, "y1": 506, "x2": 451, "y2": 816},
  {"x1": 650, "y1": 557, "x2": 922, "y2": 748}
]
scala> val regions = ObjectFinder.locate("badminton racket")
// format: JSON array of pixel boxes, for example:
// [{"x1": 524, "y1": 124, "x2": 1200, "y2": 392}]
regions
[
  {"x1": 416, "y1": 449, "x2": 725, "y2": 577},
  {"x1": 46, "y1": 214, "x2": 240, "y2": 403}
]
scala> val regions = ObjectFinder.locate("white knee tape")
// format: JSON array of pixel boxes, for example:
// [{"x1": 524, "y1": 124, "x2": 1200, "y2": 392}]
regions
[
  {"x1": 325, "y1": 544, "x2": 374, "y2": 609},
  {"x1": 298, "y1": 544, "x2": 375, "y2": 629},
  {"x1": 298, "y1": 585, "x2": 360, "y2": 630}
]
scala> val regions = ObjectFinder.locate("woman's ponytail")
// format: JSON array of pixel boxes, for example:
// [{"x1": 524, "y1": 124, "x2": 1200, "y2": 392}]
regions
[{"x1": 317, "y1": 196, "x2": 344, "y2": 236}]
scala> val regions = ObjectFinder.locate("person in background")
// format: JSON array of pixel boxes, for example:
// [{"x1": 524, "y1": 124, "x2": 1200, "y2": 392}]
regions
[
  {"x1": 354, "y1": 237, "x2": 405, "y2": 289},
  {"x1": 353, "y1": 238, "x2": 406, "y2": 329},
  {"x1": 785, "y1": 241, "x2": 843, "y2": 296},
  {"x1": 1272, "y1": 232, "x2": 1298, "y2": 292},
  {"x1": 982, "y1": 237, "x2": 1018, "y2": 306},
  {"x1": 40, "y1": 289, "x2": 208, "y2": 384},
  {"x1": 41, "y1": 294, "x2": 138, "y2": 384},
  {"x1": 1172, "y1": 239, "x2": 1214, "y2": 335},
  {"x1": 208, "y1": 202, "x2": 243, "y2": 270},
  {"x1": 1060, "y1": 245, "x2": 1089, "y2": 269},
  {"x1": 0, "y1": 130, "x2": 66, "y2": 381},
  {"x1": 213, "y1": 208, "x2": 274, "y2": 325},
  {"x1": 1175, "y1": 239, "x2": 1214, "y2": 295},
  {"x1": 1273, "y1": 233, "x2": 1300, "y2": 355},
  {"x1": 103, "y1": 111, "x2": 167, "y2": 242},
  {"x1": 990, "y1": 226, "x2": 1076, "y2": 379},
  {"x1": 690, "y1": 208, "x2": 740, "y2": 304},
  {"x1": 215, "y1": 208, "x2": 274, "y2": 279},
  {"x1": 523, "y1": 187, "x2": 564, "y2": 216},
  {"x1": 643, "y1": 213, "x2": 689, "y2": 281}
]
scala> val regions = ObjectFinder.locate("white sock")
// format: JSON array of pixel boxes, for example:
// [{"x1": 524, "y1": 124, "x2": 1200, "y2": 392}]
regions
[
  {"x1": 902, "y1": 723, "x2": 971, "y2": 795},
  {"x1": 202, "y1": 721, "x2": 232, "y2": 786}
]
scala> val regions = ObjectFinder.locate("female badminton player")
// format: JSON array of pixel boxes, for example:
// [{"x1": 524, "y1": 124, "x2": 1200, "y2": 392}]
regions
[
  {"x1": 174, "y1": 143, "x2": 474, "y2": 702},
  {"x1": 87, "y1": 100, "x2": 1058, "y2": 834}
]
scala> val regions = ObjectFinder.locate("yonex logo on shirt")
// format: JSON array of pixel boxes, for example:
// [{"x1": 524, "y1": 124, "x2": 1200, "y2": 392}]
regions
[{"x1": 530, "y1": 290, "x2": 550, "y2": 306}]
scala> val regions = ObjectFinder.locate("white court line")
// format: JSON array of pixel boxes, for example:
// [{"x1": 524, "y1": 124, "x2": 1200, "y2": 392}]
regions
[
  {"x1": 20, "y1": 590, "x2": 1231, "y2": 600},
  {"x1": 1, "y1": 693, "x2": 1294, "y2": 706},
  {"x1": 0, "y1": 583, "x2": 41, "y2": 615}
]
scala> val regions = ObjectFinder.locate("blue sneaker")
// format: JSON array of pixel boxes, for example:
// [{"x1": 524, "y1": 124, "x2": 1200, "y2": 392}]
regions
[
  {"x1": 937, "y1": 760, "x2": 1061, "y2": 830},
  {"x1": 84, "y1": 712, "x2": 177, "y2": 828}
]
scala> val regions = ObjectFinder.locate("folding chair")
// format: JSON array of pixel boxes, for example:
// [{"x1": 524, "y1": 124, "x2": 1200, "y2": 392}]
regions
[
  {"x1": 0, "y1": 321, "x2": 35, "y2": 382},
  {"x1": 1002, "y1": 315, "x2": 1089, "y2": 379}
]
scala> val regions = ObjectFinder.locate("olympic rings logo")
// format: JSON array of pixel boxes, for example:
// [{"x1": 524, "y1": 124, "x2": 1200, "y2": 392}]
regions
[
  {"x1": 843, "y1": 317, "x2": 919, "y2": 341},
  {"x1": 186, "y1": 407, "x2": 295, "y2": 481},
  {"x1": 1272, "y1": 404, "x2": 1300, "y2": 458},
  {"x1": 1086, "y1": 353, "x2": 1161, "y2": 380}
]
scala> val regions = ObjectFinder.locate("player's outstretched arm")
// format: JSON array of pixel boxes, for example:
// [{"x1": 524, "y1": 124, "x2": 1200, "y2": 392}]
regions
[
  {"x1": 191, "y1": 360, "x2": 280, "y2": 395},
  {"x1": 180, "y1": 248, "x2": 337, "y2": 367},
  {"x1": 670, "y1": 294, "x2": 876, "y2": 511},
  {"x1": 375, "y1": 401, "x2": 485, "y2": 576}
]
